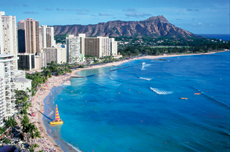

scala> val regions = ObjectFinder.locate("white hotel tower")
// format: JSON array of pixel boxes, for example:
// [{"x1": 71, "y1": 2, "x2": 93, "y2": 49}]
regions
[
  {"x1": 0, "y1": 54, "x2": 17, "y2": 126},
  {"x1": 0, "y1": 11, "x2": 18, "y2": 69}
]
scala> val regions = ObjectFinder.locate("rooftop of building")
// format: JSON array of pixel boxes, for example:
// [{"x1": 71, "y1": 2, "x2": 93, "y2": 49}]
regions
[
  {"x1": 0, "y1": 54, "x2": 16, "y2": 61},
  {"x1": 0, "y1": 54, "x2": 14, "y2": 58},
  {"x1": 15, "y1": 77, "x2": 32, "y2": 83}
]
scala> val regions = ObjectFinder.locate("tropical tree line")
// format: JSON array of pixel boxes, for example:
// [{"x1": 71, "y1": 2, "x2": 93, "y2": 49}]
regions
[{"x1": 119, "y1": 42, "x2": 230, "y2": 57}]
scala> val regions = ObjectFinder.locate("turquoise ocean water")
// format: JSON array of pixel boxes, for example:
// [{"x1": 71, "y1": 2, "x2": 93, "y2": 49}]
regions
[{"x1": 43, "y1": 51, "x2": 230, "y2": 152}]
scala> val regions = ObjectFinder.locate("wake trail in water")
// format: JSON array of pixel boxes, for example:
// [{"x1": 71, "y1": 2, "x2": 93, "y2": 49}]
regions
[
  {"x1": 150, "y1": 87, "x2": 173, "y2": 95},
  {"x1": 47, "y1": 110, "x2": 54, "y2": 119},
  {"x1": 190, "y1": 86, "x2": 230, "y2": 109},
  {"x1": 102, "y1": 73, "x2": 114, "y2": 80}
]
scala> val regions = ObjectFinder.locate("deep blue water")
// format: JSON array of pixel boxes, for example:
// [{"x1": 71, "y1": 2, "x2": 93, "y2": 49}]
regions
[
  {"x1": 198, "y1": 34, "x2": 230, "y2": 41},
  {"x1": 43, "y1": 52, "x2": 230, "y2": 152}
]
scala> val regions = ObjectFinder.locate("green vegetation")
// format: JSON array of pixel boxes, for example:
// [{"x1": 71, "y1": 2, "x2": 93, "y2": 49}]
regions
[
  {"x1": 54, "y1": 33, "x2": 69, "y2": 44},
  {"x1": 0, "y1": 127, "x2": 6, "y2": 134},
  {"x1": 29, "y1": 143, "x2": 40, "y2": 151},
  {"x1": 20, "y1": 111, "x2": 41, "y2": 140},
  {"x1": 117, "y1": 36, "x2": 230, "y2": 57},
  {"x1": 4, "y1": 117, "x2": 17, "y2": 128},
  {"x1": 26, "y1": 72, "x2": 47, "y2": 96},
  {"x1": 3, "y1": 137, "x2": 11, "y2": 144}
]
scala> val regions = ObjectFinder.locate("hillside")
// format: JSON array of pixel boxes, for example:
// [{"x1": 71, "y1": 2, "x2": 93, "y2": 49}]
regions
[{"x1": 53, "y1": 15, "x2": 199, "y2": 38}]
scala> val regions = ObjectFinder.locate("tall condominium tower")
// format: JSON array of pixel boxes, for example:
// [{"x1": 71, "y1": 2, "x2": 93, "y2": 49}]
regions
[
  {"x1": 66, "y1": 35, "x2": 83, "y2": 63},
  {"x1": 17, "y1": 18, "x2": 39, "y2": 54},
  {"x1": 0, "y1": 11, "x2": 18, "y2": 69},
  {"x1": 0, "y1": 54, "x2": 18, "y2": 126},
  {"x1": 39, "y1": 25, "x2": 55, "y2": 49}
]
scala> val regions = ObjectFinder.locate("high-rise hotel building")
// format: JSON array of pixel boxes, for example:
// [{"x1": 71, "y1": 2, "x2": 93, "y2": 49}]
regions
[
  {"x1": 84, "y1": 35, "x2": 118, "y2": 58},
  {"x1": 17, "y1": 18, "x2": 39, "y2": 71},
  {"x1": 17, "y1": 18, "x2": 39, "y2": 54},
  {"x1": 0, "y1": 11, "x2": 18, "y2": 69},
  {"x1": 39, "y1": 25, "x2": 56, "y2": 49}
]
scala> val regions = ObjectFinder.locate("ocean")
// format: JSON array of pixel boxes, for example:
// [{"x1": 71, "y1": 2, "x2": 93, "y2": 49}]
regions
[
  {"x1": 198, "y1": 34, "x2": 230, "y2": 41},
  {"x1": 43, "y1": 51, "x2": 230, "y2": 152}
]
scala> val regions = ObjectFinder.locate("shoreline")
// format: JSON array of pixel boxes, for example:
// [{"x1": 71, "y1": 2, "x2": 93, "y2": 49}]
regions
[{"x1": 30, "y1": 51, "x2": 223, "y2": 152}]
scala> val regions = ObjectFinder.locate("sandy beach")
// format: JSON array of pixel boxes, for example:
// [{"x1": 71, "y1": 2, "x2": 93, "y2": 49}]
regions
[{"x1": 29, "y1": 52, "x2": 219, "y2": 152}]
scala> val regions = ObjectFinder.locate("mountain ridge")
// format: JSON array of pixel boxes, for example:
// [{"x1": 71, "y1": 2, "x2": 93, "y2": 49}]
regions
[{"x1": 53, "y1": 15, "x2": 199, "y2": 38}]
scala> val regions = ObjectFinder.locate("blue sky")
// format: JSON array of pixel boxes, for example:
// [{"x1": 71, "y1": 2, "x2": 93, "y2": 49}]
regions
[{"x1": 0, "y1": 0, "x2": 229, "y2": 34}]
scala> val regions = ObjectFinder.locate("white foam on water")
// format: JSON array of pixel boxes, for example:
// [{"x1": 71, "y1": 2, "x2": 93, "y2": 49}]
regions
[
  {"x1": 141, "y1": 63, "x2": 151, "y2": 70},
  {"x1": 150, "y1": 87, "x2": 173, "y2": 95},
  {"x1": 65, "y1": 141, "x2": 82, "y2": 152},
  {"x1": 140, "y1": 77, "x2": 152, "y2": 81}
]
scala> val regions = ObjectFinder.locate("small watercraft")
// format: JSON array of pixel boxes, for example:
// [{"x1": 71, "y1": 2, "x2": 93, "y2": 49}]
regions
[
  {"x1": 194, "y1": 93, "x2": 201, "y2": 95},
  {"x1": 181, "y1": 97, "x2": 188, "y2": 100},
  {"x1": 50, "y1": 104, "x2": 64, "y2": 125}
]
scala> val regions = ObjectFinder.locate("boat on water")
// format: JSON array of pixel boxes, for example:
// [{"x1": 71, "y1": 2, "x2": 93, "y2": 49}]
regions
[
  {"x1": 181, "y1": 97, "x2": 188, "y2": 100},
  {"x1": 194, "y1": 93, "x2": 201, "y2": 95},
  {"x1": 50, "y1": 104, "x2": 64, "y2": 125}
]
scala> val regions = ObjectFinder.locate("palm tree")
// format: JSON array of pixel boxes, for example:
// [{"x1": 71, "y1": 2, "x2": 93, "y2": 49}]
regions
[
  {"x1": 5, "y1": 117, "x2": 17, "y2": 128},
  {"x1": 21, "y1": 115, "x2": 29, "y2": 129}
]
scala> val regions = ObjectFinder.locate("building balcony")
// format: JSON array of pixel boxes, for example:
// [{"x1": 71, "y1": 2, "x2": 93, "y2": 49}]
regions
[
  {"x1": 10, "y1": 67, "x2": 13, "y2": 70},
  {"x1": 5, "y1": 73, "x2": 9, "y2": 77},
  {"x1": 4, "y1": 63, "x2": 9, "y2": 66}
]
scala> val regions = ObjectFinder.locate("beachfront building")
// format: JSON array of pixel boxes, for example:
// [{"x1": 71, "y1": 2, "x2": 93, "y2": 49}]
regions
[
  {"x1": 14, "y1": 70, "x2": 32, "y2": 96},
  {"x1": 0, "y1": 54, "x2": 18, "y2": 125},
  {"x1": 39, "y1": 25, "x2": 56, "y2": 50},
  {"x1": 56, "y1": 44, "x2": 67, "y2": 64},
  {"x1": 84, "y1": 36, "x2": 118, "y2": 58},
  {"x1": 0, "y1": 76, "x2": 4, "y2": 126},
  {"x1": 0, "y1": 11, "x2": 18, "y2": 69},
  {"x1": 42, "y1": 45, "x2": 67, "y2": 64},
  {"x1": 35, "y1": 51, "x2": 47, "y2": 70},
  {"x1": 66, "y1": 35, "x2": 84, "y2": 63}
]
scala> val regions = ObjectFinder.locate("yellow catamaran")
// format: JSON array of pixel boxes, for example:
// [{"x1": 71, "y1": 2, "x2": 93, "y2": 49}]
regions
[{"x1": 50, "y1": 104, "x2": 64, "y2": 125}]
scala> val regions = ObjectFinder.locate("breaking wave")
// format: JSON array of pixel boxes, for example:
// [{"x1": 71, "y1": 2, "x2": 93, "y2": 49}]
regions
[
  {"x1": 141, "y1": 62, "x2": 151, "y2": 70},
  {"x1": 140, "y1": 77, "x2": 152, "y2": 81},
  {"x1": 65, "y1": 141, "x2": 82, "y2": 152},
  {"x1": 150, "y1": 87, "x2": 173, "y2": 95}
]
